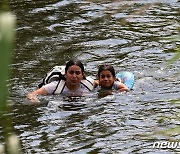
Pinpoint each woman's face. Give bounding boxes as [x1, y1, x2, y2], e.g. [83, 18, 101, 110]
[99, 70, 115, 88]
[65, 65, 83, 88]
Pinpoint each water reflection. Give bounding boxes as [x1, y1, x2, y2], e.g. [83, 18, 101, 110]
[3, 0, 180, 153]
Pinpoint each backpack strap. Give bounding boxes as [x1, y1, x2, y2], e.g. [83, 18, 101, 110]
[53, 77, 94, 94]
[38, 79, 45, 88]
[53, 80, 66, 94]
[46, 72, 62, 84]
[81, 77, 94, 91]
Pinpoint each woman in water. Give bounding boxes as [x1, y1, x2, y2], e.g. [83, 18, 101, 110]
[27, 59, 94, 102]
[94, 64, 129, 92]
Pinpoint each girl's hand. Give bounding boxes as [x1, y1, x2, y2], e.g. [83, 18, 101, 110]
[118, 83, 130, 92]
[116, 78, 122, 82]
[94, 80, 99, 88]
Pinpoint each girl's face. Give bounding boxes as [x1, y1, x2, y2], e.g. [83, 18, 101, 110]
[99, 70, 115, 88]
[65, 65, 83, 88]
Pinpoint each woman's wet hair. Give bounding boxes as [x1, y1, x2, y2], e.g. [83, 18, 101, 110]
[98, 64, 116, 77]
[65, 58, 85, 78]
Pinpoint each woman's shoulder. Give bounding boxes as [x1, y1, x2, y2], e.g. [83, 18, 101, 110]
[43, 80, 60, 94]
[43, 80, 59, 87]
[80, 77, 95, 91]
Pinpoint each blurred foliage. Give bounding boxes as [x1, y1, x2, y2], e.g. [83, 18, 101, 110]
[164, 32, 180, 64]
[169, 48, 180, 64]
[0, 2, 21, 152]
[0, 12, 15, 112]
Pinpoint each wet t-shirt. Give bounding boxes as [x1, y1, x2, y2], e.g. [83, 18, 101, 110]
[112, 81, 121, 90]
[99, 81, 121, 91]
[43, 81, 90, 96]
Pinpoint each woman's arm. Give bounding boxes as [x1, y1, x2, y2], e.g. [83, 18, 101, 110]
[27, 87, 48, 102]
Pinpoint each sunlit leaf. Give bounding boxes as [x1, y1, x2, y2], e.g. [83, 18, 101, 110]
[171, 99, 180, 104]
[159, 126, 180, 136]
[168, 48, 180, 64]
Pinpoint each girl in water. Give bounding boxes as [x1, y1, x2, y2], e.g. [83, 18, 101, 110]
[27, 59, 94, 102]
[94, 64, 129, 92]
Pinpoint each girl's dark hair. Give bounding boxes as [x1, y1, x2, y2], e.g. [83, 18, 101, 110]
[65, 58, 86, 78]
[98, 64, 116, 77]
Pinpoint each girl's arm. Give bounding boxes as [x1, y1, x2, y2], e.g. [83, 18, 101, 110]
[93, 79, 99, 88]
[27, 87, 48, 102]
[118, 83, 130, 92]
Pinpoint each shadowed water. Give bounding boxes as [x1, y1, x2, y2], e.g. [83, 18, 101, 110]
[1, 0, 180, 153]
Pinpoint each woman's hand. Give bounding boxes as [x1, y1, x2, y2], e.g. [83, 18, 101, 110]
[27, 93, 40, 102]
[26, 87, 48, 102]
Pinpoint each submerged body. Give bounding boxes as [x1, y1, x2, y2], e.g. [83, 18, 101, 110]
[43, 80, 90, 96]
[94, 65, 129, 92]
